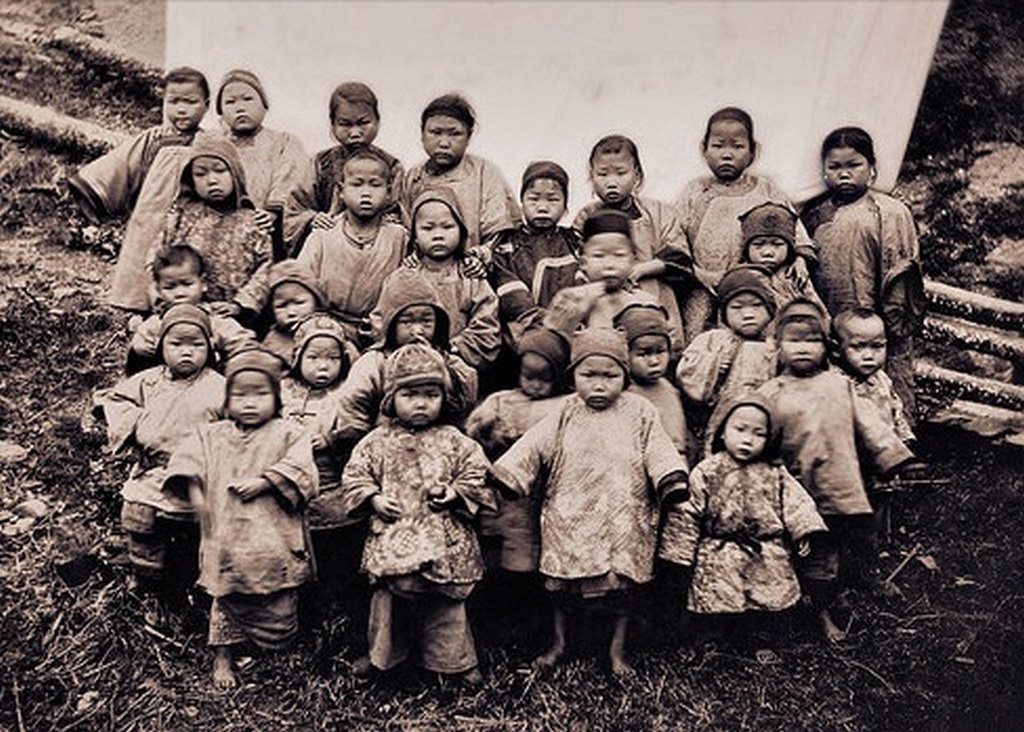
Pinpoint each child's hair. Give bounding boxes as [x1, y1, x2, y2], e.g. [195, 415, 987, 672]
[340, 148, 394, 184]
[820, 126, 876, 165]
[588, 134, 643, 179]
[708, 391, 780, 460]
[224, 349, 284, 417]
[581, 209, 636, 252]
[163, 67, 210, 101]
[329, 81, 380, 122]
[701, 106, 755, 149]
[520, 160, 569, 201]
[152, 243, 205, 281]
[420, 93, 476, 134]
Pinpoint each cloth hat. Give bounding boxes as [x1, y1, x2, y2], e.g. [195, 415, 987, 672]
[216, 69, 268, 115]
[517, 327, 571, 373]
[774, 297, 829, 339]
[267, 259, 326, 307]
[375, 267, 451, 349]
[739, 202, 797, 247]
[568, 326, 629, 377]
[224, 348, 284, 388]
[709, 390, 782, 460]
[179, 137, 250, 209]
[581, 209, 633, 243]
[159, 303, 212, 342]
[613, 303, 671, 346]
[520, 160, 569, 201]
[409, 186, 469, 253]
[291, 314, 350, 372]
[717, 264, 777, 318]
[381, 342, 451, 417]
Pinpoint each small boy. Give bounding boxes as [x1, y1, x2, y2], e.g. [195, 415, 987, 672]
[250, 259, 329, 368]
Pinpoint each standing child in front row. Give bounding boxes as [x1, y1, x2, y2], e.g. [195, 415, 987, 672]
[341, 343, 494, 684]
[757, 300, 914, 642]
[493, 327, 689, 675]
[164, 349, 317, 689]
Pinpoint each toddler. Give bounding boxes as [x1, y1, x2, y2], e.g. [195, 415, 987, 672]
[757, 300, 914, 642]
[341, 342, 494, 683]
[675, 107, 815, 339]
[101, 304, 225, 626]
[573, 135, 692, 353]
[801, 126, 924, 422]
[164, 349, 317, 689]
[493, 327, 688, 675]
[283, 81, 404, 254]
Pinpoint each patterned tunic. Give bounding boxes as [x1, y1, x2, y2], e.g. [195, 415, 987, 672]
[846, 370, 914, 443]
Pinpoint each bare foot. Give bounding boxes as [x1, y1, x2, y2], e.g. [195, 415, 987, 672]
[212, 648, 238, 690]
[460, 667, 484, 687]
[350, 655, 374, 678]
[532, 643, 564, 670]
[818, 609, 847, 644]
[609, 653, 634, 678]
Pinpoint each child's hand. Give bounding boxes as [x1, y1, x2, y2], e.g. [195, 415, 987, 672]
[310, 433, 327, 451]
[209, 301, 241, 319]
[401, 253, 421, 269]
[126, 314, 144, 334]
[796, 538, 812, 558]
[370, 494, 402, 522]
[461, 255, 488, 279]
[426, 484, 458, 512]
[230, 477, 271, 501]
[791, 256, 810, 288]
[311, 212, 338, 230]
[253, 208, 276, 233]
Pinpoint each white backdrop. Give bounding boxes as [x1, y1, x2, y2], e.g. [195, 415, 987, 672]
[166, 1, 948, 213]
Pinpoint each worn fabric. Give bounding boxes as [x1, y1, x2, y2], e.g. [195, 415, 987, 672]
[758, 369, 913, 515]
[121, 501, 196, 574]
[130, 309, 256, 363]
[627, 379, 687, 455]
[765, 265, 829, 330]
[543, 282, 661, 344]
[492, 392, 688, 585]
[208, 589, 299, 649]
[676, 329, 777, 415]
[221, 126, 307, 210]
[845, 369, 915, 443]
[164, 418, 317, 596]
[799, 514, 878, 586]
[660, 452, 825, 614]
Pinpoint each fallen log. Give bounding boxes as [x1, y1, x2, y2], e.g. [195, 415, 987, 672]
[916, 361, 1024, 412]
[925, 279, 1024, 332]
[923, 312, 1024, 365]
[50, 25, 163, 88]
[0, 94, 128, 156]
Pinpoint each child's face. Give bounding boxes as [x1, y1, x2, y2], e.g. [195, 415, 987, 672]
[163, 81, 208, 134]
[580, 233, 635, 290]
[393, 383, 444, 428]
[778, 321, 827, 376]
[522, 178, 566, 230]
[332, 99, 380, 147]
[340, 158, 390, 220]
[156, 261, 204, 305]
[190, 156, 234, 203]
[272, 282, 318, 332]
[746, 236, 790, 271]
[519, 352, 556, 400]
[703, 119, 754, 182]
[590, 151, 640, 205]
[228, 370, 276, 427]
[299, 336, 345, 389]
[823, 146, 874, 201]
[220, 81, 266, 134]
[414, 201, 461, 262]
[724, 292, 772, 339]
[161, 323, 209, 378]
[628, 334, 670, 385]
[722, 405, 769, 463]
[421, 114, 470, 171]
[574, 354, 625, 410]
[393, 305, 437, 346]
[839, 316, 887, 379]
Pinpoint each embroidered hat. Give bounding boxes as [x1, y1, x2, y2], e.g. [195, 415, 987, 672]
[739, 201, 797, 247]
[709, 390, 781, 459]
[267, 259, 326, 308]
[224, 348, 284, 387]
[520, 160, 569, 201]
[517, 327, 571, 373]
[613, 303, 671, 346]
[216, 69, 268, 115]
[774, 297, 829, 340]
[291, 314, 351, 373]
[381, 342, 451, 417]
[717, 264, 777, 318]
[582, 209, 633, 243]
[567, 326, 629, 376]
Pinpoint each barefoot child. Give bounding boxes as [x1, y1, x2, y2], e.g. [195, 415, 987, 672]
[341, 343, 494, 683]
[493, 327, 689, 675]
[164, 349, 317, 688]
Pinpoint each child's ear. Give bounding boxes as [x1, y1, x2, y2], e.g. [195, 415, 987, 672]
[751, 140, 760, 162]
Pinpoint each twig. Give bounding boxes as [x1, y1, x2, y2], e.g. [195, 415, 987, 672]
[884, 544, 921, 585]
[143, 623, 187, 651]
[13, 676, 26, 732]
[840, 656, 897, 695]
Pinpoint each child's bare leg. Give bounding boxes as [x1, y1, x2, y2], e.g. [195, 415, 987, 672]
[533, 605, 566, 668]
[817, 608, 846, 643]
[609, 615, 632, 676]
[212, 646, 238, 689]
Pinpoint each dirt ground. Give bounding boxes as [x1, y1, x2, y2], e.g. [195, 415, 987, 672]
[0, 1, 1022, 730]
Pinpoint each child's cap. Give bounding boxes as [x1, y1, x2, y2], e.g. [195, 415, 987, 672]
[375, 267, 451, 348]
[582, 209, 632, 243]
[224, 348, 284, 388]
[381, 342, 451, 417]
[180, 137, 249, 206]
[717, 264, 777, 318]
[291, 314, 351, 373]
[739, 202, 797, 247]
[613, 303, 671, 347]
[267, 260, 325, 307]
[215, 69, 268, 115]
[410, 186, 468, 249]
[568, 326, 629, 377]
[518, 327, 571, 374]
[709, 390, 781, 458]
[520, 160, 569, 201]
[159, 303, 212, 342]
[775, 298, 829, 339]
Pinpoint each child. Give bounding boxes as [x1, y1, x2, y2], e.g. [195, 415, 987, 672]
[156, 137, 272, 313]
[215, 69, 308, 253]
[164, 349, 317, 689]
[801, 126, 924, 422]
[659, 393, 826, 654]
[757, 300, 914, 642]
[676, 265, 778, 457]
[283, 81, 405, 254]
[386, 187, 500, 369]
[493, 327, 689, 675]
[675, 107, 815, 339]
[403, 94, 519, 262]
[738, 202, 827, 319]
[341, 342, 494, 683]
[573, 135, 692, 352]
[101, 304, 225, 626]
[69, 67, 212, 311]
[295, 149, 407, 349]
[613, 303, 687, 457]
[490, 161, 582, 346]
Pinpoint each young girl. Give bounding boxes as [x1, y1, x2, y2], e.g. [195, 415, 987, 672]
[675, 107, 815, 340]
[493, 327, 689, 675]
[403, 94, 520, 262]
[801, 126, 924, 422]
[101, 304, 225, 626]
[757, 300, 914, 642]
[341, 342, 494, 683]
[660, 392, 826, 655]
[164, 349, 317, 689]
[573, 135, 692, 354]
[283, 81, 405, 254]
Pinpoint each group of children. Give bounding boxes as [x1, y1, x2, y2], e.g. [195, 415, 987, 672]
[78, 67, 926, 688]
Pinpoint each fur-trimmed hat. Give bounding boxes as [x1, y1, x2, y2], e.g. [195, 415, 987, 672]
[709, 390, 781, 460]
[568, 326, 629, 377]
[291, 314, 350, 374]
[717, 264, 776, 319]
[267, 259, 326, 307]
[380, 342, 451, 418]
[216, 69, 268, 115]
[613, 303, 671, 346]
[517, 327, 571, 373]
[582, 209, 633, 243]
[520, 160, 569, 201]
